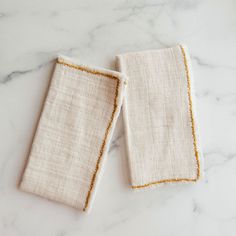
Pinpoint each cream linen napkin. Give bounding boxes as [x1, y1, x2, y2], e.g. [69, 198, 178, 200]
[117, 45, 202, 189]
[20, 56, 127, 212]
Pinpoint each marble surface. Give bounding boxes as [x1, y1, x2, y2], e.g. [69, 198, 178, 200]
[1, 0, 236, 235]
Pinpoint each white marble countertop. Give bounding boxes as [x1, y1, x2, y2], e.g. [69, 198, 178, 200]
[1, 0, 236, 235]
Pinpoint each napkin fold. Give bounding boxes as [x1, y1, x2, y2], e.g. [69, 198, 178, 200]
[20, 56, 126, 212]
[117, 45, 202, 189]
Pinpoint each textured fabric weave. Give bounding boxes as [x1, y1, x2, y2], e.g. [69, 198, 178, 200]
[117, 45, 202, 189]
[20, 56, 126, 212]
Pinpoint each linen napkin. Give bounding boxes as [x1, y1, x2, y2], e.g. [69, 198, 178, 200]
[20, 56, 127, 212]
[117, 45, 202, 189]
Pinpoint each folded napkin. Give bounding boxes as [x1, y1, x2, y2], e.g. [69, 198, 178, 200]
[117, 45, 202, 189]
[20, 56, 127, 212]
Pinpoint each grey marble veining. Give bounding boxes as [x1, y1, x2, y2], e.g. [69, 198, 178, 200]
[1, 0, 236, 235]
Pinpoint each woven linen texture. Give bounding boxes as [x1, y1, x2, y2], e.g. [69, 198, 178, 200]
[20, 56, 126, 212]
[117, 45, 202, 189]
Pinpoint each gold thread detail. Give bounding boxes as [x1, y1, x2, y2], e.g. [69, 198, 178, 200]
[180, 45, 200, 179]
[58, 58, 120, 211]
[83, 79, 120, 211]
[132, 45, 200, 189]
[57, 59, 118, 80]
[132, 178, 197, 189]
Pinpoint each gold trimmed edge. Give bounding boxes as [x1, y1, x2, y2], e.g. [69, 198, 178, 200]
[57, 58, 118, 80]
[132, 45, 200, 190]
[179, 45, 200, 179]
[132, 178, 197, 189]
[83, 79, 120, 211]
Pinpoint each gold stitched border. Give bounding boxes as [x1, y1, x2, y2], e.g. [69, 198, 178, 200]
[132, 178, 198, 189]
[180, 45, 200, 178]
[132, 45, 200, 189]
[83, 80, 120, 211]
[58, 59, 120, 211]
[57, 58, 118, 80]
